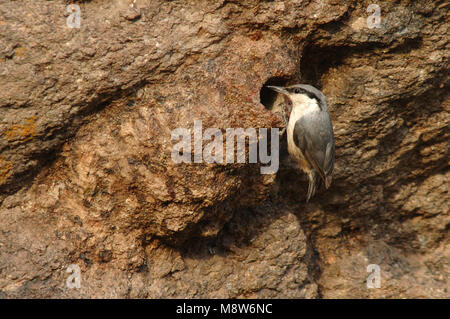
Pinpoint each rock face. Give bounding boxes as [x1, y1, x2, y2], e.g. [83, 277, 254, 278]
[0, 0, 448, 298]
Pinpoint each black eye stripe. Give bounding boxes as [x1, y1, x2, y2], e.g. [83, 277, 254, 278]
[290, 87, 303, 94]
[306, 92, 317, 100]
[290, 88, 316, 99]
[288, 86, 323, 110]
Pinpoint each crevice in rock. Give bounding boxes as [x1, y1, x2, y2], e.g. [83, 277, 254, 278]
[300, 42, 385, 88]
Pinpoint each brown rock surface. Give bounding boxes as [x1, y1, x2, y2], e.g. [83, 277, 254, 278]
[0, 0, 448, 298]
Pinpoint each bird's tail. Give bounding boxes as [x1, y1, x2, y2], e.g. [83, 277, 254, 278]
[324, 175, 333, 189]
[306, 171, 318, 202]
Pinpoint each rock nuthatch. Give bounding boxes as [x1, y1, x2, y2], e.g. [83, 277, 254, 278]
[267, 84, 335, 202]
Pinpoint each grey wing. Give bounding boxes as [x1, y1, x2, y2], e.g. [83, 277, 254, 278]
[293, 112, 335, 187]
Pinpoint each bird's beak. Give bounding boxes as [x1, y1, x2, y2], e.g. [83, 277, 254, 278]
[266, 85, 289, 96]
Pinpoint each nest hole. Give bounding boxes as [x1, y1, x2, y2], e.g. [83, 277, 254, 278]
[259, 77, 290, 110]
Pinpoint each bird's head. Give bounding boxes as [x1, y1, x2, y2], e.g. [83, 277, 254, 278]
[266, 84, 326, 110]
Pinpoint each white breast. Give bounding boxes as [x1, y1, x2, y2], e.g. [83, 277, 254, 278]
[286, 94, 320, 171]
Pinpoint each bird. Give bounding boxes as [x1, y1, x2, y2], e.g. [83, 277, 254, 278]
[267, 84, 335, 202]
